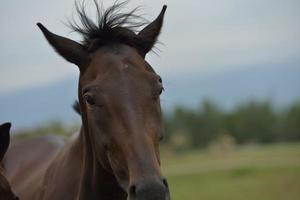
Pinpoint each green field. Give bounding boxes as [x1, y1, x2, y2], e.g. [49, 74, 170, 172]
[161, 143, 300, 200]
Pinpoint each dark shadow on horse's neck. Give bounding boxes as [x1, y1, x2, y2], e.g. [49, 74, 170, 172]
[76, 127, 127, 200]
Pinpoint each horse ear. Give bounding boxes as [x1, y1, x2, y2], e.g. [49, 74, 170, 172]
[0, 122, 11, 161]
[138, 5, 167, 57]
[37, 23, 89, 70]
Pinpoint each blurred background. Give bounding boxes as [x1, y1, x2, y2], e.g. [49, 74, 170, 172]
[1, 0, 300, 199]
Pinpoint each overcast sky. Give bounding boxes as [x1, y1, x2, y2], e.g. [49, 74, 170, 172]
[1, 0, 300, 94]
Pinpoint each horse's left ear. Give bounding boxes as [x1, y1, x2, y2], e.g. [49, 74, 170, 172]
[0, 122, 11, 161]
[138, 5, 167, 57]
[37, 23, 89, 71]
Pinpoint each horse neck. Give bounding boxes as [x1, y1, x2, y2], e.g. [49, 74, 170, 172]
[77, 127, 126, 200]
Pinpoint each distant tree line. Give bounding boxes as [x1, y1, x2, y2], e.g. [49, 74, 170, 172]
[163, 100, 300, 149]
[14, 99, 300, 151]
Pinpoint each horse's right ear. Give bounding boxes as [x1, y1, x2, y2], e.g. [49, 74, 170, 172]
[37, 23, 89, 70]
[0, 122, 11, 161]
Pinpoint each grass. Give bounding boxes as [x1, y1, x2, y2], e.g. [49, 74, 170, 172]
[161, 143, 300, 200]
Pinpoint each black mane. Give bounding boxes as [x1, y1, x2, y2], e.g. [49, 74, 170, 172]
[69, 0, 151, 54]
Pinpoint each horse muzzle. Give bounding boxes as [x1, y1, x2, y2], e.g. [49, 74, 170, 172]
[128, 176, 170, 200]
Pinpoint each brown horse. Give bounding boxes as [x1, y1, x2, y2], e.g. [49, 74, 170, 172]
[0, 123, 19, 200]
[5, 134, 65, 199]
[7, 1, 169, 200]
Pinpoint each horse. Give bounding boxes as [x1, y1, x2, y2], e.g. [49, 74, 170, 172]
[0, 122, 19, 200]
[5, 134, 65, 199]
[7, 1, 170, 199]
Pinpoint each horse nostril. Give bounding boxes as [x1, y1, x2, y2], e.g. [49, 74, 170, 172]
[162, 178, 169, 189]
[129, 184, 137, 198]
[163, 178, 171, 200]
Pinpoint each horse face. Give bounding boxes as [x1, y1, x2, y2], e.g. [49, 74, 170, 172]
[79, 44, 169, 199]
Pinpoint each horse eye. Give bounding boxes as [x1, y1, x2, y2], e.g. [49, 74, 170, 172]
[158, 76, 162, 83]
[159, 86, 164, 95]
[83, 94, 95, 106]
